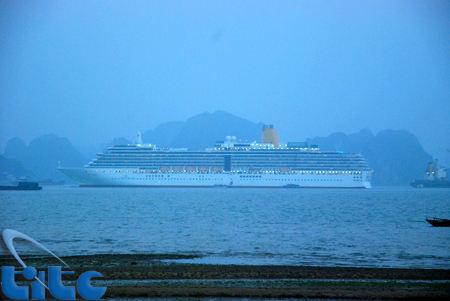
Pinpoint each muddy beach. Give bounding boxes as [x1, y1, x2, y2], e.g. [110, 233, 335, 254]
[1, 254, 449, 299]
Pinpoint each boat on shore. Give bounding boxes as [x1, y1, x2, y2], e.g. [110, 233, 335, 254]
[426, 217, 450, 227]
[0, 181, 42, 191]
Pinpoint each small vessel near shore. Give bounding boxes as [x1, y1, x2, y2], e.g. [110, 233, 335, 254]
[426, 217, 450, 227]
[0, 181, 42, 191]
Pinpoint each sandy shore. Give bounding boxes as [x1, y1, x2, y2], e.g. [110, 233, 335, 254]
[1, 254, 449, 299]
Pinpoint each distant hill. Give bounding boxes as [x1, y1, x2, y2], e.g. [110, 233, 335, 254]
[141, 111, 263, 149]
[306, 129, 433, 186]
[0, 155, 35, 183]
[168, 111, 264, 150]
[102, 137, 132, 152]
[142, 121, 184, 147]
[2, 134, 88, 182]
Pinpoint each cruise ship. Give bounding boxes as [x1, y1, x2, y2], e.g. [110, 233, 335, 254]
[59, 125, 372, 188]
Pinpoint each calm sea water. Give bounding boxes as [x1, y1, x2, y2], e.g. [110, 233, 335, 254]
[1, 186, 449, 268]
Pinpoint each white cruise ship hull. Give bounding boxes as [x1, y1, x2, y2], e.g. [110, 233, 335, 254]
[59, 126, 373, 188]
[59, 168, 371, 188]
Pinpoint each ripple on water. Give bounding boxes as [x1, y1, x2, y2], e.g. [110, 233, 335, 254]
[0, 186, 449, 268]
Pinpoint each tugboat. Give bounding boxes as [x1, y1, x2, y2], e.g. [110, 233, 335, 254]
[410, 161, 450, 188]
[0, 179, 42, 191]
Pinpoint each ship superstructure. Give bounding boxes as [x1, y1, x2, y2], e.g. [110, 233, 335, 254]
[59, 125, 372, 188]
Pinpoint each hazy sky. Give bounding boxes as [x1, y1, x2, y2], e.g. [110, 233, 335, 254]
[1, 0, 449, 162]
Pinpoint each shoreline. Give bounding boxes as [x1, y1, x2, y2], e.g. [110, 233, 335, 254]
[1, 254, 449, 299]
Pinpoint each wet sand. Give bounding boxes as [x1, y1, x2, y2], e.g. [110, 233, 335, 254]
[1, 254, 449, 299]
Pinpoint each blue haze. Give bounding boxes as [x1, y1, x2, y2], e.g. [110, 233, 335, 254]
[0, 0, 449, 164]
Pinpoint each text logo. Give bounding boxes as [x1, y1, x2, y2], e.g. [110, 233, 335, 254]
[1, 229, 106, 300]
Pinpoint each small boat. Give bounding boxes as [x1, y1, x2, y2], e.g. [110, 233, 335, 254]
[0, 181, 42, 191]
[284, 184, 300, 188]
[426, 217, 450, 227]
[213, 184, 227, 188]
